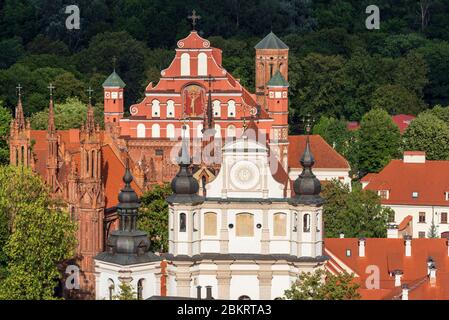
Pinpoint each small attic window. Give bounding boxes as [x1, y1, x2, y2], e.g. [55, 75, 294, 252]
[412, 192, 419, 198]
[346, 249, 351, 257]
[445, 192, 449, 201]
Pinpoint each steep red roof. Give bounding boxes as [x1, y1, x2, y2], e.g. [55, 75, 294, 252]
[325, 238, 449, 300]
[398, 215, 413, 231]
[363, 158, 449, 206]
[288, 135, 349, 169]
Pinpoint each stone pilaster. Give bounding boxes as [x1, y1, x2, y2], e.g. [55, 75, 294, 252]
[261, 208, 270, 254]
[258, 262, 273, 300]
[216, 262, 232, 299]
[175, 262, 192, 297]
[219, 207, 229, 253]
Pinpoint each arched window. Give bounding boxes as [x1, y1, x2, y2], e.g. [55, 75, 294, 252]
[108, 279, 115, 300]
[151, 100, 160, 117]
[137, 279, 144, 300]
[152, 124, 160, 138]
[303, 214, 310, 233]
[238, 295, 251, 300]
[198, 52, 208, 76]
[179, 213, 186, 232]
[181, 53, 190, 76]
[137, 123, 146, 138]
[273, 213, 287, 236]
[204, 212, 217, 236]
[193, 212, 198, 232]
[166, 100, 175, 118]
[214, 124, 221, 137]
[227, 100, 236, 117]
[213, 100, 221, 117]
[227, 125, 236, 138]
[236, 213, 254, 237]
[166, 124, 175, 139]
[91, 150, 95, 178]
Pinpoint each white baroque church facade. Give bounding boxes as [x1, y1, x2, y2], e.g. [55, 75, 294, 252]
[94, 126, 327, 300]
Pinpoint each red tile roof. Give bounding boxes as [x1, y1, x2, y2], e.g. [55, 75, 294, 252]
[325, 238, 449, 300]
[362, 158, 449, 206]
[346, 114, 415, 134]
[288, 135, 349, 170]
[398, 215, 413, 231]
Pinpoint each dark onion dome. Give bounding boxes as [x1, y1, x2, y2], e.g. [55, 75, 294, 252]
[167, 138, 204, 205]
[289, 135, 324, 206]
[95, 160, 161, 265]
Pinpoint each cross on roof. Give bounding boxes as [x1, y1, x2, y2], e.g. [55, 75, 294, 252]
[206, 74, 215, 90]
[112, 56, 117, 71]
[86, 86, 94, 103]
[188, 9, 201, 30]
[16, 84, 22, 97]
[48, 83, 55, 97]
[302, 113, 314, 134]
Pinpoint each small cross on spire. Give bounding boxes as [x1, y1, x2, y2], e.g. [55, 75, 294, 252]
[302, 113, 314, 135]
[16, 84, 22, 97]
[188, 9, 201, 30]
[207, 74, 215, 91]
[48, 83, 55, 97]
[86, 86, 94, 104]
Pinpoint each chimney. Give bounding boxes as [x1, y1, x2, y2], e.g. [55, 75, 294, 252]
[393, 270, 403, 287]
[205, 286, 214, 300]
[401, 284, 409, 300]
[387, 224, 399, 239]
[404, 235, 412, 257]
[196, 286, 202, 299]
[339, 233, 345, 239]
[403, 151, 426, 164]
[358, 238, 366, 257]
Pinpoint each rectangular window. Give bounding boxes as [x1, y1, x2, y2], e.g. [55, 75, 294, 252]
[441, 212, 448, 224]
[204, 212, 217, 236]
[418, 232, 426, 238]
[412, 192, 419, 198]
[419, 212, 426, 223]
[273, 213, 287, 236]
[236, 213, 254, 237]
[155, 149, 163, 156]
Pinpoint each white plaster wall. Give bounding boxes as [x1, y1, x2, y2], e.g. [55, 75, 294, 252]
[228, 209, 262, 253]
[387, 204, 449, 238]
[271, 275, 290, 299]
[230, 275, 259, 300]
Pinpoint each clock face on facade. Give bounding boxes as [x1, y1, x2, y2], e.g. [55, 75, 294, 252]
[230, 160, 260, 190]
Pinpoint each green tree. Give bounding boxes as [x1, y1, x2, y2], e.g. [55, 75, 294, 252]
[402, 113, 449, 160]
[371, 84, 423, 115]
[0, 103, 12, 165]
[138, 184, 172, 252]
[312, 116, 350, 156]
[428, 220, 438, 238]
[0, 166, 77, 299]
[283, 269, 360, 300]
[113, 282, 137, 300]
[423, 104, 449, 123]
[323, 180, 392, 238]
[357, 108, 401, 175]
[30, 97, 103, 130]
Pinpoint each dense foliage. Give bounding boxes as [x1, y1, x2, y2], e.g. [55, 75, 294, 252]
[283, 268, 361, 300]
[1, 1, 449, 127]
[323, 180, 392, 238]
[0, 166, 77, 299]
[138, 184, 172, 253]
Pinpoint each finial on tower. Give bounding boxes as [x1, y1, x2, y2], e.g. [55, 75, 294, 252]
[302, 113, 314, 135]
[188, 9, 201, 30]
[112, 56, 117, 72]
[16, 84, 22, 98]
[48, 83, 55, 98]
[86, 86, 94, 104]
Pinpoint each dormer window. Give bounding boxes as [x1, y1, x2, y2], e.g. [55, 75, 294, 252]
[378, 190, 389, 200]
[445, 192, 449, 201]
[412, 192, 419, 199]
[346, 249, 351, 257]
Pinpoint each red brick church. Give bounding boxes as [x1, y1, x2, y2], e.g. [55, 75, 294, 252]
[9, 29, 349, 298]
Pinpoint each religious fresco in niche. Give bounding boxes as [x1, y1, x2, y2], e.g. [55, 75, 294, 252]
[182, 84, 206, 118]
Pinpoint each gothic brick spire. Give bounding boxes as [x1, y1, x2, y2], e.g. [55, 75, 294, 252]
[15, 84, 25, 130]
